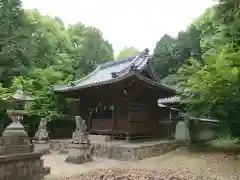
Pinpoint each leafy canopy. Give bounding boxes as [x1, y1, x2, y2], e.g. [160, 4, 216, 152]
[0, 0, 114, 119]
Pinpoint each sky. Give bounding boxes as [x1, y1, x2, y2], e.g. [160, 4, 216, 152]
[22, 0, 215, 55]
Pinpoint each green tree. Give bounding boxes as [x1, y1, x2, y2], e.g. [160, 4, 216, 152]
[0, 0, 31, 87]
[152, 35, 176, 78]
[0, 2, 115, 120]
[116, 47, 139, 60]
[176, 50, 240, 136]
[157, 0, 240, 137]
[213, 0, 240, 51]
[25, 9, 72, 69]
[10, 67, 67, 118]
[152, 27, 202, 79]
[68, 23, 114, 79]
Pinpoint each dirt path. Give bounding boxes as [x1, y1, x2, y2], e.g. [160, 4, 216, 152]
[44, 148, 240, 180]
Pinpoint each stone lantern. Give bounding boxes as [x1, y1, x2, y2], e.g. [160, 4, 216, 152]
[3, 85, 34, 137]
[0, 85, 50, 180]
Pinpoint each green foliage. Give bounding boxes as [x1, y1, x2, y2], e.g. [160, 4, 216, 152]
[152, 0, 239, 80]
[177, 51, 239, 114]
[152, 27, 202, 78]
[68, 23, 114, 79]
[0, 0, 114, 120]
[152, 0, 240, 137]
[116, 47, 140, 60]
[176, 50, 240, 137]
[0, 0, 31, 87]
[9, 68, 65, 118]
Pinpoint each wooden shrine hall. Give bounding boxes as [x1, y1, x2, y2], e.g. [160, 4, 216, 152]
[53, 49, 176, 140]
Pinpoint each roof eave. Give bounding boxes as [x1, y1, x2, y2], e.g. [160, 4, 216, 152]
[135, 74, 176, 94]
[52, 72, 136, 93]
[53, 72, 176, 94]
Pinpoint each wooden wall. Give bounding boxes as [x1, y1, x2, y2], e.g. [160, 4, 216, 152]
[70, 77, 174, 139]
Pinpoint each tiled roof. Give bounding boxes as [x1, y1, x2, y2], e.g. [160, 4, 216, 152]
[53, 49, 154, 92]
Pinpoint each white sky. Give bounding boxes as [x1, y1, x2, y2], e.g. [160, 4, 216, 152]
[22, 0, 215, 55]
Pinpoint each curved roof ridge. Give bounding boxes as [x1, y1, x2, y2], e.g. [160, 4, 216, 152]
[99, 54, 139, 69]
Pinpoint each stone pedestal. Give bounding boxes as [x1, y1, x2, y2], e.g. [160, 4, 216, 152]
[65, 142, 92, 164]
[66, 116, 92, 164]
[34, 140, 51, 155]
[72, 131, 89, 144]
[0, 113, 50, 180]
[0, 123, 50, 180]
[34, 130, 48, 141]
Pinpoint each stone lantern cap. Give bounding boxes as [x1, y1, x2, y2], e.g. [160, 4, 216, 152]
[7, 85, 34, 102]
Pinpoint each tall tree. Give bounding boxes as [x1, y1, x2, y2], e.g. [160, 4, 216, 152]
[152, 35, 176, 78]
[25, 9, 72, 69]
[152, 29, 202, 80]
[175, 0, 240, 137]
[68, 23, 114, 79]
[0, 2, 115, 119]
[0, 0, 31, 87]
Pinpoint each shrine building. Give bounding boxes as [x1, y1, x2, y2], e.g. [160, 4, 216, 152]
[53, 49, 177, 140]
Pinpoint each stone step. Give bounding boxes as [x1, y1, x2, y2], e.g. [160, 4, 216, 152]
[89, 135, 111, 142]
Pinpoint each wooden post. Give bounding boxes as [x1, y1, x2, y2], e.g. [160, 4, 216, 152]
[111, 105, 115, 130]
[88, 110, 92, 132]
[169, 109, 172, 138]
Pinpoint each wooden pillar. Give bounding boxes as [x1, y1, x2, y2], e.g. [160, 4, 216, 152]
[87, 110, 92, 132]
[169, 109, 172, 138]
[111, 106, 115, 130]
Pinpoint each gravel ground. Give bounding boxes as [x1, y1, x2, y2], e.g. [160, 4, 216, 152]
[44, 148, 240, 180]
[64, 168, 222, 180]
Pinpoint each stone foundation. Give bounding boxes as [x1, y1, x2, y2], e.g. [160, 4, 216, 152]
[0, 152, 44, 180]
[48, 136, 111, 152]
[48, 139, 184, 161]
[90, 140, 184, 161]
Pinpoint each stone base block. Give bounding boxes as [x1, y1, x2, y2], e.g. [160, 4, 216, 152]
[65, 153, 92, 164]
[34, 143, 51, 155]
[72, 132, 89, 144]
[65, 143, 92, 164]
[0, 152, 43, 180]
[0, 144, 34, 155]
[43, 166, 51, 175]
[89, 135, 111, 142]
